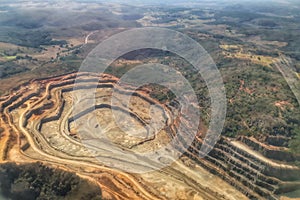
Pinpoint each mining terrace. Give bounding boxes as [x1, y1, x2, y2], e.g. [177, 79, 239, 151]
[0, 72, 299, 200]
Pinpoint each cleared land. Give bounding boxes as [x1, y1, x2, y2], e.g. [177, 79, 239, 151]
[0, 72, 299, 199]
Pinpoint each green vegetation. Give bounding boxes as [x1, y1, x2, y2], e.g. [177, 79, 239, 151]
[0, 0, 299, 159]
[221, 61, 300, 139]
[0, 162, 102, 200]
[206, 4, 300, 61]
[3, 55, 16, 61]
[0, 2, 299, 199]
[0, 61, 30, 78]
[289, 128, 300, 154]
[0, 23, 67, 48]
[149, 84, 176, 103]
[105, 44, 300, 151]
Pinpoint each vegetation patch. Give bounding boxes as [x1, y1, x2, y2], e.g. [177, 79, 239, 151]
[0, 162, 102, 200]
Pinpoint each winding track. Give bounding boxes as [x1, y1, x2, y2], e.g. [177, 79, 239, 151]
[0, 73, 160, 199]
[0, 72, 229, 200]
[0, 72, 299, 200]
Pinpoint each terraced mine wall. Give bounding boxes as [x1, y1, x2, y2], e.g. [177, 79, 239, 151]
[8, 92, 39, 112]
[170, 117, 270, 198]
[240, 136, 300, 162]
[0, 93, 23, 112]
[1, 72, 299, 200]
[184, 135, 300, 200]
[185, 145, 263, 199]
[40, 101, 65, 125]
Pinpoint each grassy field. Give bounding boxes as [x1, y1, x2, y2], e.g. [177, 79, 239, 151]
[3, 55, 16, 60]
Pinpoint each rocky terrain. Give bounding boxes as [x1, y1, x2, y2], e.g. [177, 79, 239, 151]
[0, 72, 299, 199]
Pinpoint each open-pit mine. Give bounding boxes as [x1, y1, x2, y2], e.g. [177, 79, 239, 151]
[0, 72, 299, 200]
